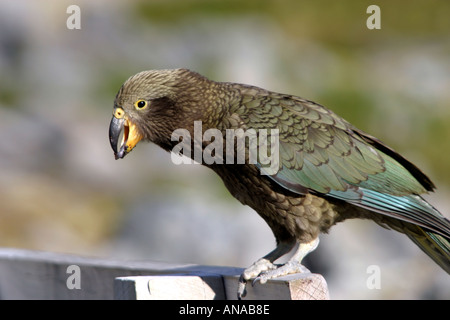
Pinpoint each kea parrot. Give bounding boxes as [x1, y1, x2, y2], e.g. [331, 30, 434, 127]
[109, 68, 450, 298]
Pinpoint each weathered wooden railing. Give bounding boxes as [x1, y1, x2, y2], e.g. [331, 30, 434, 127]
[0, 248, 329, 300]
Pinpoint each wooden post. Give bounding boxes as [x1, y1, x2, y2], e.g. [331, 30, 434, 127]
[115, 272, 329, 300]
[115, 275, 226, 300]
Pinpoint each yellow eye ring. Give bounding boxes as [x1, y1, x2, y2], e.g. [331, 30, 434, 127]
[134, 99, 148, 110]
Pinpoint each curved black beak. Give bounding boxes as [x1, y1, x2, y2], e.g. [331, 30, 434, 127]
[109, 116, 126, 160]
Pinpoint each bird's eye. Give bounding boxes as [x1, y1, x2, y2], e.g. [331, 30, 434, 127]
[134, 100, 148, 110]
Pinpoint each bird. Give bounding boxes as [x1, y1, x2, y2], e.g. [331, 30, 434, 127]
[109, 68, 450, 299]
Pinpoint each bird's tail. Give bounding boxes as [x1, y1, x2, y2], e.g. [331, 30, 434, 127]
[329, 187, 450, 274]
[404, 225, 450, 274]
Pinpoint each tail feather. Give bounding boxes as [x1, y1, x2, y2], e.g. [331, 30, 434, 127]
[404, 226, 450, 274]
[326, 187, 450, 273]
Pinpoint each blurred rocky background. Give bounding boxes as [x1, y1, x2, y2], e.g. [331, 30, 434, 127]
[0, 0, 449, 299]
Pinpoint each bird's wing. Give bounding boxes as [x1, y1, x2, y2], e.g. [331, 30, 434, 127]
[236, 90, 450, 237]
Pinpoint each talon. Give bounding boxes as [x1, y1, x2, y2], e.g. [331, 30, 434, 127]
[237, 275, 247, 299]
[252, 276, 260, 287]
[237, 289, 246, 300]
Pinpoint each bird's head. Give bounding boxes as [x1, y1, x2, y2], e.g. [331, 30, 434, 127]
[109, 68, 217, 160]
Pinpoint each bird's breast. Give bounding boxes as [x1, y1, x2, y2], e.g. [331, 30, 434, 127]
[211, 164, 341, 242]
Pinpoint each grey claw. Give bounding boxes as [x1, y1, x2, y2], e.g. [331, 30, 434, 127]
[237, 275, 247, 299]
[252, 276, 261, 287]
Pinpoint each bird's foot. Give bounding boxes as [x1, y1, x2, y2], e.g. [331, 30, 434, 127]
[237, 259, 310, 299]
[252, 260, 310, 285]
[237, 258, 277, 299]
[237, 239, 318, 299]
